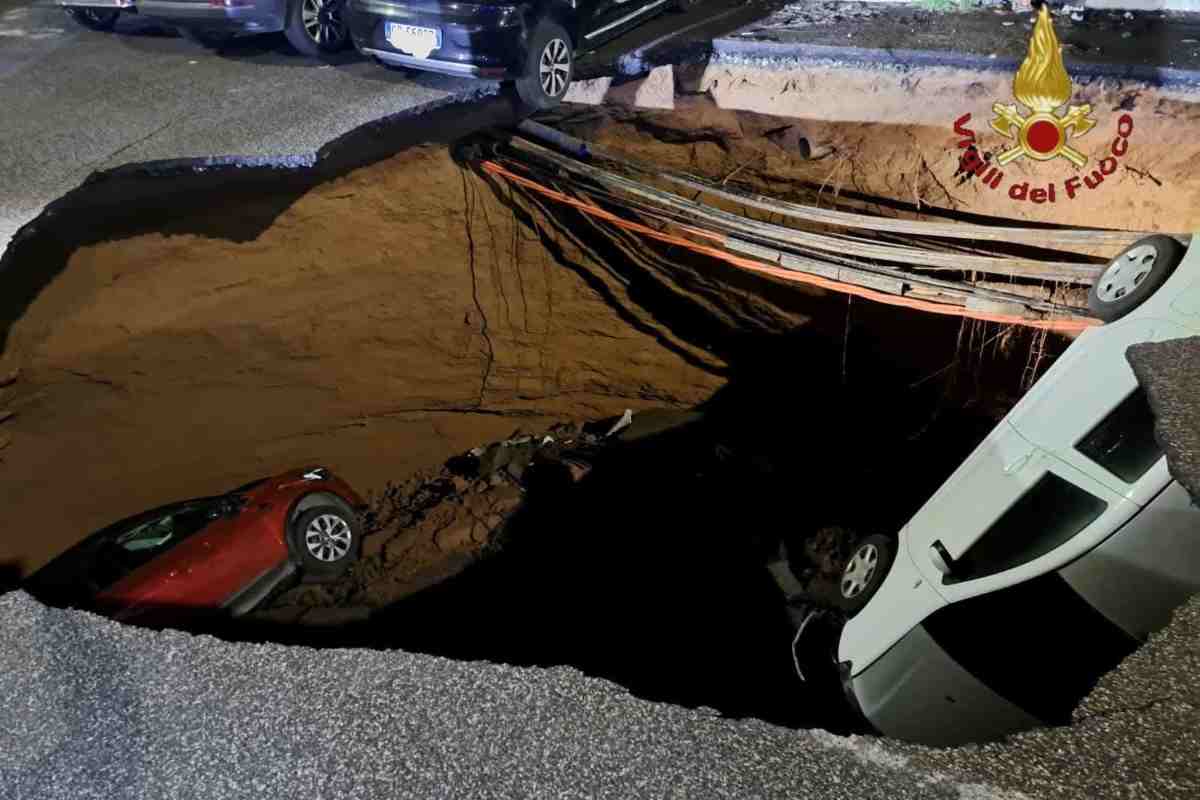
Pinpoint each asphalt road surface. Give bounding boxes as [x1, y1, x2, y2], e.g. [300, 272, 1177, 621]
[0, 0, 780, 254]
[0, 1, 481, 253]
[2, 588, 1197, 799]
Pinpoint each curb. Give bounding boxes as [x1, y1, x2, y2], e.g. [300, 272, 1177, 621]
[710, 38, 1200, 91]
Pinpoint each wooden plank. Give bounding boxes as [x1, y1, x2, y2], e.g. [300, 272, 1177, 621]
[506, 137, 1103, 283]
[514, 120, 1162, 250]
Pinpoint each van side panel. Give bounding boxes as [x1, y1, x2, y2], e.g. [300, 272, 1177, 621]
[1061, 480, 1200, 640]
[850, 624, 1039, 746]
[851, 572, 1138, 745]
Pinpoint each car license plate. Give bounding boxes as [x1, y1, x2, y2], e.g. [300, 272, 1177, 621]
[385, 23, 441, 60]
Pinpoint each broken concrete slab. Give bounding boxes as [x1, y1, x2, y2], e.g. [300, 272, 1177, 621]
[564, 75, 615, 105]
[565, 65, 676, 110]
[604, 65, 677, 110]
[1128, 336, 1200, 502]
[718, 4, 1200, 77]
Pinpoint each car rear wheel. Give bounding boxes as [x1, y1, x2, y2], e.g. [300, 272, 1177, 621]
[284, 0, 350, 57]
[514, 21, 573, 112]
[834, 534, 894, 615]
[1087, 234, 1185, 322]
[65, 7, 121, 31]
[291, 505, 360, 577]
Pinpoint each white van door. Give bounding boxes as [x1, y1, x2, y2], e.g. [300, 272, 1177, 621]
[904, 430, 1138, 604]
[1005, 318, 1190, 505]
[902, 420, 1044, 589]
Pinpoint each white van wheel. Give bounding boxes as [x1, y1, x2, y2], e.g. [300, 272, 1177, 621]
[836, 534, 894, 615]
[1087, 235, 1185, 322]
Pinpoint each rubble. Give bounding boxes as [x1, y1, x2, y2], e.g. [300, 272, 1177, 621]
[255, 414, 638, 620]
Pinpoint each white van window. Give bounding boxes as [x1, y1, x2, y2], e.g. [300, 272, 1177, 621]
[1074, 387, 1162, 484]
[951, 474, 1107, 582]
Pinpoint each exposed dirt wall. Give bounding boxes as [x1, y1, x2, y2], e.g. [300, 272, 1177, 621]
[567, 62, 1200, 233]
[0, 146, 726, 574]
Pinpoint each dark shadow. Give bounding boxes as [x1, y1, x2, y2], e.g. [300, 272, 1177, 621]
[335, 326, 1000, 732]
[96, 11, 360, 65]
[198, 318, 1008, 733]
[108, 14, 179, 40]
[0, 561, 20, 593]
[185, 33, 365, 67]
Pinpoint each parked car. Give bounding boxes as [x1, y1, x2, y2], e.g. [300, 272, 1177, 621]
[60, 0, 351, 57]
[24, 466, 366, 626]
[347, 0, 694, 109]
[807, 234, 1200, 745]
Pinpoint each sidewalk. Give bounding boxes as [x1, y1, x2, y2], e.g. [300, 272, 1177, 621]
[716, 2, 1200, 83]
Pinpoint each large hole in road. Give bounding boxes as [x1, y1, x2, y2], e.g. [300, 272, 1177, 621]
[4, 92, 1077, 734]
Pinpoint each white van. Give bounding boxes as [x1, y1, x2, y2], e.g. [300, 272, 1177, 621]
[833, 234, 1200, 746]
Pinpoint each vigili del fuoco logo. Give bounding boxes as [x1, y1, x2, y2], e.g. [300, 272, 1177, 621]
[952, 3, 1135, 204]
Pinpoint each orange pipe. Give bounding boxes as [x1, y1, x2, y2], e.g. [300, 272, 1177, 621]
[480, 160, 1099, 334]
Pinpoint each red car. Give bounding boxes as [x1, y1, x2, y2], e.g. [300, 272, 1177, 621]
[25, 466, 366, 625]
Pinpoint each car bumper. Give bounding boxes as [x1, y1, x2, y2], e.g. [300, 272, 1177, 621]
[137, 0, 286, 33]
[846, 622, 1041, 746]
[347, 0, 527, 80]
[60, 0, 136, 8]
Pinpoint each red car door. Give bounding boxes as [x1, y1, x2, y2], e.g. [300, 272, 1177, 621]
[98, 499, 287, 620]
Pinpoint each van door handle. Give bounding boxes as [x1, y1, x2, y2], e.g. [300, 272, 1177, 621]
[1003, 451, 1033, 474]
[929, 540, 956, 577]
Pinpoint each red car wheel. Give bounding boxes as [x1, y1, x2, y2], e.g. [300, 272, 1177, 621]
[291, 505, 360, 576]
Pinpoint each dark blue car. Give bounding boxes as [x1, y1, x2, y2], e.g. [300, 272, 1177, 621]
[347, 0, 694, 109]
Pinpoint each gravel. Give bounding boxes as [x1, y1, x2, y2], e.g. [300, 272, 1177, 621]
[0, 590, 1020, 800]
[2, 586, 1198, 799]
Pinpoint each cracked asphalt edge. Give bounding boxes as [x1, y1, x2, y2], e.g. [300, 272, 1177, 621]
[1128, 336, 1200, 503]
[2, 588, 1198, 799]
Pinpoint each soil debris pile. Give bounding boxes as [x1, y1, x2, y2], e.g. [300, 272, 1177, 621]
[257, 418, 620, 621]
